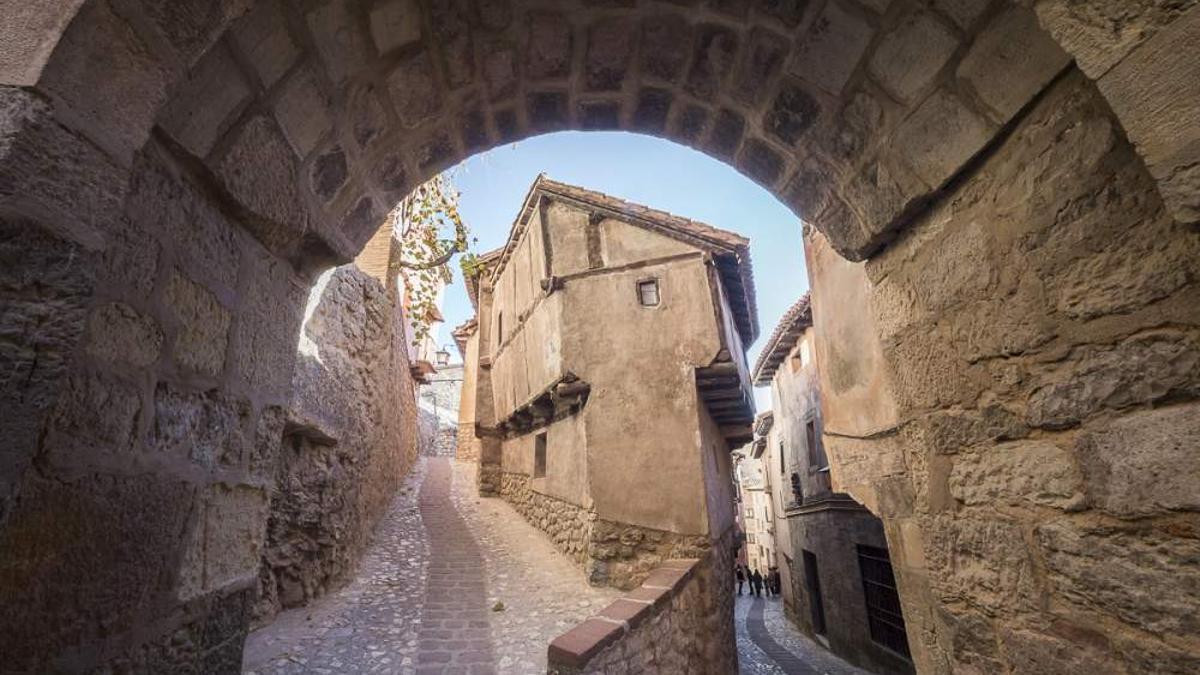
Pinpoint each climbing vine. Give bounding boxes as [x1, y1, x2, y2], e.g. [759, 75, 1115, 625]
[391, 173, 478, 347]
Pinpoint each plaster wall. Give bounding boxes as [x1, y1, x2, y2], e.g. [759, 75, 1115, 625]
[456, 330, 481, 462]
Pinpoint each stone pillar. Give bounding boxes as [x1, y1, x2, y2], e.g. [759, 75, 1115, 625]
[473, 279, 503, 495]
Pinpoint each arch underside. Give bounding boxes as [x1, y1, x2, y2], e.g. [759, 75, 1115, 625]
[1, 1, 1199, 673]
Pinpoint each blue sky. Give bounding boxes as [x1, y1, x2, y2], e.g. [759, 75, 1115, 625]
[438, 131, 808, 410]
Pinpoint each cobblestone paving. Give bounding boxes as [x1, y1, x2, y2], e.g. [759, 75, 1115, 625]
[449, 461, 621, 674]
[246, 457, 860, 674]
[243, 459, 431, 674]
[734, 594, 870, 675]
[415, 458, 496, 674]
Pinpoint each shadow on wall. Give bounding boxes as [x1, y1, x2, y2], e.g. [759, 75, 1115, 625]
[254, 265, 419, 624]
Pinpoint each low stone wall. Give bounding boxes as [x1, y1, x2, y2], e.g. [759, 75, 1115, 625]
[253, 266, 418, 623]
[547, 549, 735, 674]
[499, 472, 594, 565]
[498, 471, 714, 590]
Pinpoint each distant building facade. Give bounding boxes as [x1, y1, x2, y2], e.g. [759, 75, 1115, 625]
[752, 296, 914, 675]
[418, 362, 464, 458]
[464, 176, 758, 593]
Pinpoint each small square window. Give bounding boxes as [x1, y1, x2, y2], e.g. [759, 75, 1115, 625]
[637, 279, 660, 306]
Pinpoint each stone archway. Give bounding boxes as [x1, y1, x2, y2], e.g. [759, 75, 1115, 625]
[1, 1, 1198, 672]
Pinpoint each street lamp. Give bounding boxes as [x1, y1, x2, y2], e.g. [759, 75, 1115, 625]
[435, 345, 451, 367]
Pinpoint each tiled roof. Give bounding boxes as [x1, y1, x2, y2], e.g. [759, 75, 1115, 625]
[751, 294, 812, 386]
[489, 174, 760, 343]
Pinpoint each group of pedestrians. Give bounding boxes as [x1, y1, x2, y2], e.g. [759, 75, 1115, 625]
[735, 564, 781, 597]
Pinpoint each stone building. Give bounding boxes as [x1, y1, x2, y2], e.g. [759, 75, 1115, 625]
[3, 2, 1200, 671]
[467, 175, 756, 669]
[753, 295, 914, 674]
[735, 441, 775, 575]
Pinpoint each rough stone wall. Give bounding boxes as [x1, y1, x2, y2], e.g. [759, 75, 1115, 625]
[499, 471, 711, 590]
[0, 132, 304, 672]
[810, 70, 1200, 673]
[418, 364, 463, 458]
[253, 266, 418, 623]
[549, 530, 737, 675]
[456, 422, 481, 462]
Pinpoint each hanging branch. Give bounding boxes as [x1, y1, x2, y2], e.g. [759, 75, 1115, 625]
[391, 173, 477, 348]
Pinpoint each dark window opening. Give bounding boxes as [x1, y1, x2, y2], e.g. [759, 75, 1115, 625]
[803, 550, 826, 635]
[806, 419, 827, 470]
[779, 441, 786, 476]
[534, 432, 547, 478]
[637, 279, 660, 306]
[497, 311, 504, 345]
[857, 545, 911, 659]
[790, 472, 803, 504]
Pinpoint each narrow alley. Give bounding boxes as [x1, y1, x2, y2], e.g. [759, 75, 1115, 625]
[243, 454, 863, 675]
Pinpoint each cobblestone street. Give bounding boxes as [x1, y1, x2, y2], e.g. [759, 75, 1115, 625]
[244, 458, 865, 674]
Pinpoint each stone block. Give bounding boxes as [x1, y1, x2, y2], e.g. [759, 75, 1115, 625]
[736, 138, 785, 187]
[631, 88, 671, 134]
[730, 27, 789, 106]
[1077, 404, 1200, 518]
[1037, 520, 1200, 636]
[0, 216, 95, 509]
[1097, 7, 1200, 225]
[482, 40, 518, 101]
[957, 7, 1071, 122]
[706, 108, 744, 160]
[1033, 0, 1199, 79]
[369, 0, 421, 55]
[347, 85, 386, 149]
[386, 50, 442, 128]
[526, 10, 572, 80]
[998, 626, 1115, 674]
[528, 91, 568, 132]
[460, 106, 489, 152]
[42, 368, 142, 469]
[932, 0, 989, 30]
[1, 83, 125, 242]
[307, 0, 370, 84]
[39, 0, 171, 163]
[340, 195, 386, 245]
[586, 18, 633, 91]
[136, 0, 253, 66]
[669, 103, 709, 144]
[230, 0, 299, 89]
[790, 0, 874, 95]
[310, 145, 348, 203]
[839, 154, 927, 242]
[579, 100, 622, 130]
[178, 483, 270, 600]
[685, 24, 738, 99]
[233, 252, 304, 399]
[763, 78, 820, 147]
[893, 90, 994, 188]
[126, 148, 238, 292]
[640, 14, 691, 83]
[166, 271, 230, 378]
[213, 115, 307, 253]
[429, 0, 474, 89]
[1026, 333, 1200, 430]
[0, 473, 196, 671]
[868, 11, 958, 103]
[948, 439, 1084, 510]
[152, 383, 250, 468]
[493, 107, 520, 143]
[85, 302, 163, 368]
[158, 44, 252, 158]
[273, 65, 333, 158]
[926, 515, 1039, 615]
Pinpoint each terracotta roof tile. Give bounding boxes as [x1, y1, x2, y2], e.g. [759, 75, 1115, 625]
[751, 293, 812, 386]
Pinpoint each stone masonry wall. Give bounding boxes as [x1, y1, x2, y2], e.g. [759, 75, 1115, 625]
[498, 472, 712, 590]
[456, 422, 481, 462]
[812, 70, 1200, 673]
[255, 266, 418, 623]
[548, 528, 738, 674]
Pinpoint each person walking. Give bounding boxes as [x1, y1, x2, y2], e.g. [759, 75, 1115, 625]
[735, 565, 746, 596]
[769, 567, 782, 597]
[750, 568, 763, 597]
